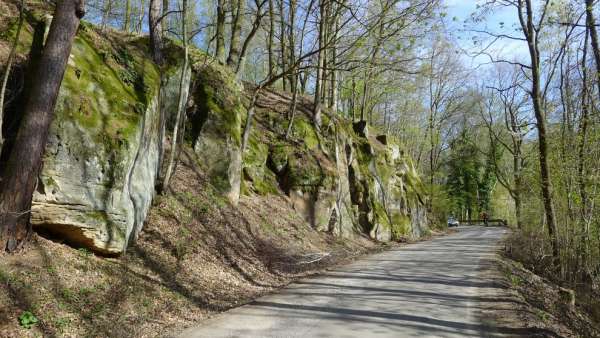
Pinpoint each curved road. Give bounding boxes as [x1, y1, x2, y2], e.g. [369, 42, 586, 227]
[177, 226, 516, 338]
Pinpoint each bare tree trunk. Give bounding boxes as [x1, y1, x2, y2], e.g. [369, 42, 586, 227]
[0, 0, 85, 253]
[162, 0, 169, 35]
[287, 0, 296, 91]
[330, 15, 338, 113]
[215, 0, 226, 63]
[149, 0, 163, 64]
[241, 90, 260, 153]
[123, 0, 132, 31]
[136, 0, 146, 33]
[350, 76, 356, 121]
[578, 28, 591, 263]
[313, 0, 325, 128]
[585, 0, 600, 99]
[0, 0, 25, 155]
[162, 0, 189, 192]
[519, 0, 559, 258]
[267, 0, 275, 77]
[285, 74, 300, 139]
[101, 0, 113, 29]
[227, 0, 244, 69]
[236, 0, 266, 75]
[279, 0, 287, 90]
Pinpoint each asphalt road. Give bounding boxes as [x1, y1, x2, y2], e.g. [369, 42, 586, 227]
[177, 226, 514, 338]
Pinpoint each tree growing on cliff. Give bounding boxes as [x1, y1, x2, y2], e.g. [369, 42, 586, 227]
[0, 0, 86, 253]
[0, 0, 25, 156]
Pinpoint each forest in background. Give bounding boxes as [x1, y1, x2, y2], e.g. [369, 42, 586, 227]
[1, 0, 600, 324]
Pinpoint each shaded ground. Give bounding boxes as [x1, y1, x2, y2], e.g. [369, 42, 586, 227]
[176, 226, 543, 338]
[0, 147, 387, 338]
[478, 253, 600, 338]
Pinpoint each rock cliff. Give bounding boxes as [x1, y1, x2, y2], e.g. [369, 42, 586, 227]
[2, 13, 428, 254]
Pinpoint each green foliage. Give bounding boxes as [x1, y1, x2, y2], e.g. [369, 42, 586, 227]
[445, 129, 496, 219]
[18, 311, 38, 329]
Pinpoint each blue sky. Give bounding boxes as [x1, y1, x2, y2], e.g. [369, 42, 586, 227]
[443, 0, 530, 67]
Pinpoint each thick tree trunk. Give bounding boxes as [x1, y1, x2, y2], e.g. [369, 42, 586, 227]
[0, 0, 25, 155]
[215, 0, 226, 63]
[227, 0, 244, 69]
[0, 0, 85, 252]
[149, 0, 163, 64]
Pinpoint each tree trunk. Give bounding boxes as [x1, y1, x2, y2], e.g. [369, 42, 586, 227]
[0, 0, 85, 253]
[241, 90, 260, 153]
[0, 0, 25, 155]
[285, 74, 300, 139]
[329, 15, 338, 113]
[101, 0, 112, 30]
[578, 27, 591, 263]
[585, 0, 600, 99]
[162, 0, 169, 35]
[287, 0, 296, 90]
[123, 0, 132, 31]
[513, 151, 523, 229]
[520, 0, 559, 258]
[267, 0, 275, 77]
[279, 0, 287, 90]
[215, 0, 226, 63]
[136, 0, 146, 33]
[313, 0, 325, 128]
[162, 0, 189, 192]
[149, 0, 163, 64]
[236, 0, 265, 75]
[227, 0, 244, 69]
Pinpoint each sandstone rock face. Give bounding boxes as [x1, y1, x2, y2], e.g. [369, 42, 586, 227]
[30, 28, 190, 254]
[191, 63, 244, 205]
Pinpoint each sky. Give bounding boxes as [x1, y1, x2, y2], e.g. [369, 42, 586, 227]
[443, 0, 530, 68]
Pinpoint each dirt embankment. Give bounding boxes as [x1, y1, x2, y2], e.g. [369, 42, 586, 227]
[478, 248, 600, 338]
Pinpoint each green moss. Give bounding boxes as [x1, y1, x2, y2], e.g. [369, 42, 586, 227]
[286, 151, 335, 190]
[372, 201, 391, 230]
[252, 171, 279, 195]
[193, 64, 244, 146]
[58, 27, 161, 150]
[269, 143, 292, 172]
[242, 132, 280, 195]
[390, 213, 411, 239]
[290, 117, 319, 150]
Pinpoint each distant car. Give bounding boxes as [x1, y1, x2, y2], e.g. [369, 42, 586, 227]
[447, 217, 460, 227]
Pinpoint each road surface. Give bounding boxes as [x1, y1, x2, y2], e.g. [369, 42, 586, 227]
[177, 226, 519, 338]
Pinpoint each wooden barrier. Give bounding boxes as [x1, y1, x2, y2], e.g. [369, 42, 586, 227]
[458, 219, 507, 227]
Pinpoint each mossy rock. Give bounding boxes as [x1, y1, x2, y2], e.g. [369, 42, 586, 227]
[191, 61, 244, 203]
[30, 24, 186, 254]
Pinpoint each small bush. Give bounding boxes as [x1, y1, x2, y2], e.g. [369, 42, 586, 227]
[18, 311, 38, 329]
